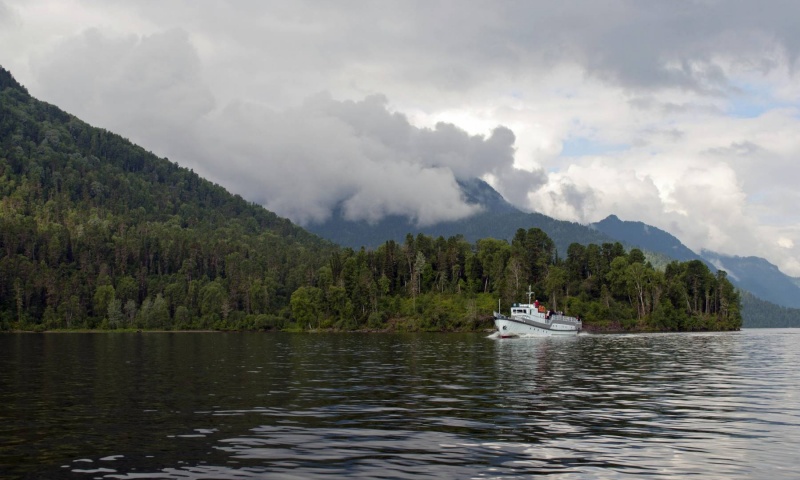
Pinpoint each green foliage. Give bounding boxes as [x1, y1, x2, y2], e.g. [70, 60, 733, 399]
[740, 290, 800, 328]
[290, 286, 323, 329]
[271, 232, 740, 332]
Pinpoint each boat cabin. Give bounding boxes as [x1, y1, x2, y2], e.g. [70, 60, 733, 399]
[511, 302, 547, 315]
[511, 305, 530, 315]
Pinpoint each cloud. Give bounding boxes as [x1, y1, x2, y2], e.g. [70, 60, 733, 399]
[0, 2, 17, 27]
[62, 1, 800, 114]
[32, 27, 215, 153]
[527, 158, 664, 225]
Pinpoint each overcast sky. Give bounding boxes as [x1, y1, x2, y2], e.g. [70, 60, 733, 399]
[2, 1, 800, 276]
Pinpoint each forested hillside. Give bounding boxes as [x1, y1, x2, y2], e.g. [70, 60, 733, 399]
[0, 66, 741, 332]
[740, 291, 800, 328]
[0, 67, 336, 330]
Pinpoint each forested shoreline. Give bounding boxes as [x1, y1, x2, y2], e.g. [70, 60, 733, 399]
[0, 67, 741, 333]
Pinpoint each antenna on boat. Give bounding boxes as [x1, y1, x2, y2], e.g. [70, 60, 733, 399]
[527, 285, 534, 304]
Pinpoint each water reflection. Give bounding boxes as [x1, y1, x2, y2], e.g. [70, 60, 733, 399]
[0, 330, 798, 478]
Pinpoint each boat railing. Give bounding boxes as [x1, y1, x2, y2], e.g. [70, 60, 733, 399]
[548, 314, 582, 326]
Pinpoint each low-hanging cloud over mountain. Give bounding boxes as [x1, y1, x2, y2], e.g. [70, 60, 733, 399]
[192, 93, 525, 226]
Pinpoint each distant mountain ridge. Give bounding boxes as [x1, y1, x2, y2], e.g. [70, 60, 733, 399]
[306, 178, 618, 254]
[701, 251, 800, 309]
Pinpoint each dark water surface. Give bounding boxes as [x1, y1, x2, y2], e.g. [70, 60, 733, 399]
[1, 330, 798, 479]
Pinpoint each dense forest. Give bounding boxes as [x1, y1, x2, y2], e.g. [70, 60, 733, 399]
[288, 231, 742, 332]
[740, 290, 800, 328]
[0, 67, 741, 332]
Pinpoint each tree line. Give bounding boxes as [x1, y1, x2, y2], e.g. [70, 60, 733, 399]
[0, 198, 742, 332]
[289, 230, 741, 332]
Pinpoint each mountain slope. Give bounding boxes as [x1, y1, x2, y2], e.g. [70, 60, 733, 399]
[702, 251, 800, 309]
[591, 215, 707, 263]
[457, 177, 518, 214]
[0, 66, 335, 329]
[740, 290, 800, 328]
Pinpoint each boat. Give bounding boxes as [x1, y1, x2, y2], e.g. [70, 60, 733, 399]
[494, 287, 582, 337]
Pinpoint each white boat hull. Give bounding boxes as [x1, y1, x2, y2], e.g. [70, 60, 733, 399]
[494, 316, 579, 336]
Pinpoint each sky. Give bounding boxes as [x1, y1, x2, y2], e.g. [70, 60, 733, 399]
[2, 1, 800, 276]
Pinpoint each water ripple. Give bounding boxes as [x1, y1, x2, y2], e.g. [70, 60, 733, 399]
[1, 330, 799, 478]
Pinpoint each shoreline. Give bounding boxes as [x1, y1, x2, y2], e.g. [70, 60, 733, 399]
[3, 325, 744, 334]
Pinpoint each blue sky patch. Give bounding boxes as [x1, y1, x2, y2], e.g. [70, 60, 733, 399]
[561, 137, 630, 157]
[727, 97, 770, 118]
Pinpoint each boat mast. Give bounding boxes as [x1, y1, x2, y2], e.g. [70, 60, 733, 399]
[526, 285, 534, 304]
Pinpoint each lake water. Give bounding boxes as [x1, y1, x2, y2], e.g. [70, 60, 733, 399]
[1, 329, 798, 479]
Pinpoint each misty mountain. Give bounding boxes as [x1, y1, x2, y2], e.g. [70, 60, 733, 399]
[701, 251, 800, 309]
[306, 178, 617, 255]
[457, 178, 519, 214]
